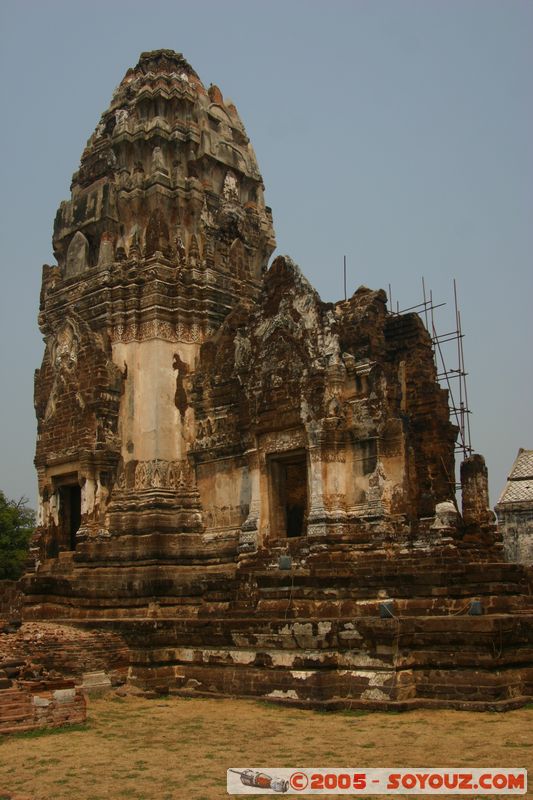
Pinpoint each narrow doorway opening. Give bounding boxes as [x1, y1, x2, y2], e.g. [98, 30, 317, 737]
[269, 451, 308, 538]
[59, 484, 81, 550]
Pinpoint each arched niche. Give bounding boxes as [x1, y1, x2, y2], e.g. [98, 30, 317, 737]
[229, 238, 246, 278]
[65, 231, 89, 277]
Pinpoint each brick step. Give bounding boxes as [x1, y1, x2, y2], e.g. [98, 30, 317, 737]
[129, 642, 533, 673]
[128, 660, 533, 706]
[256, 569, 529, 585]
[0, 688, 28, 700]
[222, 598, 531, 620]
[255, 585, 529, 600]
[0, 712, 35, 725]
[0, 722, 39, 734]
[0, 695, 33, 709]
[122, 614, 533, 657]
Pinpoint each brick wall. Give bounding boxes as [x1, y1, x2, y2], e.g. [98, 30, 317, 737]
[0, 679, 86, 735]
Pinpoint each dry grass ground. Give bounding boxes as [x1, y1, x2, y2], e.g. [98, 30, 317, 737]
[0, 694, 531, 800]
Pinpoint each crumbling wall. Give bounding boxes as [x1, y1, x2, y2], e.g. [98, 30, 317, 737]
[0, 679, 86, 735]
[0, 622, 129, 680]
[0, 582, 22, 623]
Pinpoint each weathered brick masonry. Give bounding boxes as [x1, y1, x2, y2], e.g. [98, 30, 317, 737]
[0, 679, 86, 735]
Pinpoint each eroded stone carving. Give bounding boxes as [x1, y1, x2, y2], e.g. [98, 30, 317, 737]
[65, 231, 89, 276]
[133, 459, 190, 490]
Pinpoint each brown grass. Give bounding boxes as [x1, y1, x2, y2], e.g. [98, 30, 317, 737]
[0, 694, 531, 800]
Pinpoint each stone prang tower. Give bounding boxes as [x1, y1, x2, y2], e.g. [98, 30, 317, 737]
[34, 50, 275, 556]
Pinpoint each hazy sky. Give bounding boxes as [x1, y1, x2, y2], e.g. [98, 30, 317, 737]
[0, 0, 531, 508]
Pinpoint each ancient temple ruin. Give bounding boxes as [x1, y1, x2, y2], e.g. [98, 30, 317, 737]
[20, 50, 533, 709]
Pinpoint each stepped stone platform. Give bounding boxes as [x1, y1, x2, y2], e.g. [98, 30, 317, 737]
[18, 542, 533, 710]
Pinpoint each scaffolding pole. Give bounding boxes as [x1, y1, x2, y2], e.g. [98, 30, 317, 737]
[391, 278, 473, 473]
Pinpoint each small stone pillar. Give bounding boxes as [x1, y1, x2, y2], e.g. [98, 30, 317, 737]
[307, 445, 327, 536]
[66, 230, 89, 276]
[239, 448, 261, 553]
[461, 454, 492, 526]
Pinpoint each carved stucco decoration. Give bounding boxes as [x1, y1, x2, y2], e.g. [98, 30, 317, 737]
[111, 321, 215, 344]
[43, 320, 81, 421]
[115, 459, 193, 491]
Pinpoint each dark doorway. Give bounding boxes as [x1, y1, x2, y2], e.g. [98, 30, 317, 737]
[269, 452, 308, 538]
[59, 484, 81, 550]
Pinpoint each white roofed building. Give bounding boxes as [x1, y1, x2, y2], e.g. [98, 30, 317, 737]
[496, 449, 533, 564]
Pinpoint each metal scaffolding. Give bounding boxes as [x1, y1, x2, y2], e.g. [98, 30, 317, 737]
[388, 278, 473, 466]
